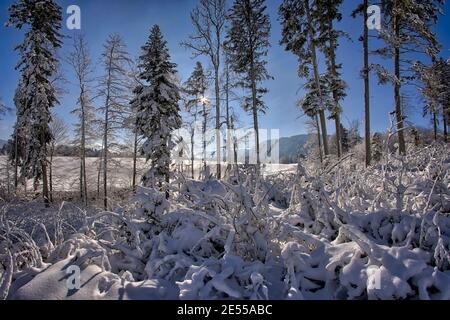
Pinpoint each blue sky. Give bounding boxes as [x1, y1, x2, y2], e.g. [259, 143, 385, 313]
[1, 0, 449, 140]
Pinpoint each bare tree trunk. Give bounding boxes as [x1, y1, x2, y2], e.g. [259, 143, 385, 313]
[103, 118, 108, 210]
[203, 101, 207, 176]
[81, 93, 88, 206]
[49, 146, 53, 202]
[305, 0, 329, 156]
[316, 114, 323, 164]
[214, 66, 221, 179]
[393, 7, 406, 155]
[40, 128, 49, 204]
[79, 159, 83, 200]
[250, 56, 261, 166]
[327, 20, 342, 159]
[443, 112, 448, 142]
[14, 127, 18, 191]
[363, 0, 372, 166]
[433, 112, 438, 141]
[102, 47, 114, 210]
[225, 63, 233, 173]
[132, 126, 138, 190]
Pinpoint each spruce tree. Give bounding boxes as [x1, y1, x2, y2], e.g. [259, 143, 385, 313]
[279, 0, 330, 156]
[135, 25, 182, 196]
[317, 0, 347, 159]
[7, 0, 63, 202]
[374, 0, 444, 154]
[352, 0, 373, 166]
[225, 0, 272, 166]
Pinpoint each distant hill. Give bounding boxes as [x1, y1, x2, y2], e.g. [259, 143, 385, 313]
[278, 134, 309, 163]
[0, 139, 6, 148]
[261, 134, 309, 164]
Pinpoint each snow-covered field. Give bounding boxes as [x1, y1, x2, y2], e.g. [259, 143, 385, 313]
[1, 145, 450, 300]
[0, 156, 296, 193]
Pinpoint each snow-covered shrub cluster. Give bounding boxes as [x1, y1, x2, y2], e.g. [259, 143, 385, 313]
[1, 144, 450, 300]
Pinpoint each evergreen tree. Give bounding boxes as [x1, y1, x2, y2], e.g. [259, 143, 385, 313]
[415, 59, 446, 141]
[279, 0, 330, 156]
[7, 0, 62, 202]
[135, 25, 182, 196]
[340, 123, 350, 153]
[225, 0, 272, 166]
[371, 132, 384, 162]
[352, 0, 373, 166]
[317, 0, 347, 159]
[373, 0, 444, 154]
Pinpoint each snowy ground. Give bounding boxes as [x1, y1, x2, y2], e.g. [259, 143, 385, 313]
[1, 144, 450, 300]
[0, 156, 296, 193]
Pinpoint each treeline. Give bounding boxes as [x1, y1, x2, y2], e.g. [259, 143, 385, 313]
[2, 0, 449, 208]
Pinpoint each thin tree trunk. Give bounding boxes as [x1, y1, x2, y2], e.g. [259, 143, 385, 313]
[40, 128, 49, 204]
[225, 63, 233, 173]
[14, 127, 18, 191]
[49, 148, 53, 202]
[214, 67, 221, 179]
[203, 101, 207, 176]
[443, 112, 448, 142]
[102, 47, 114, 210]
[191, 129, 195, 179]
[81, 90, 88, 206]
[327, 19, 342, 159]
[316, 114, 323, 164]
[433, 112, 438, 141]
[79, 158, 83, 200]
[305, 0, 329, 156]
[363, 0, 372, 166]
[250, 56, 261, 166]
[393, 6, 406, 155]
[132, 125, 138, 190]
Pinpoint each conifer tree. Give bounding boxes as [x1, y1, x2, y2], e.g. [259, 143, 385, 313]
[374, 0, 444, 154]
[225, 0, 272, 166]
[317, 0, 347, 159]
[135, 25, 182, 196]
[7, 0, 63, 202]
[279, 0, 330, 156]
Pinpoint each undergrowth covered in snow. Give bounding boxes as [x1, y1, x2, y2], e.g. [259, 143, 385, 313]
[1, 143, 450, 300]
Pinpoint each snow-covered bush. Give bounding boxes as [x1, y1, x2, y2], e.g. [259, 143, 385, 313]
[1, 144, 450, 300]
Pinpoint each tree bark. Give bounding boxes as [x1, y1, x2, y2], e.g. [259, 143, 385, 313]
[393, 6, 406, 155]
[443, 112, 448, 143]
[214, 66, 221, 179]
[316, 114, 323, 163]
[364, 0, 372, 166]
[49, 147, 53, 202]
[433, 112, 438, 141]
[132, 124, 138, 190]
[14, 126, 18, 191]
[305, 0, 329, 156]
